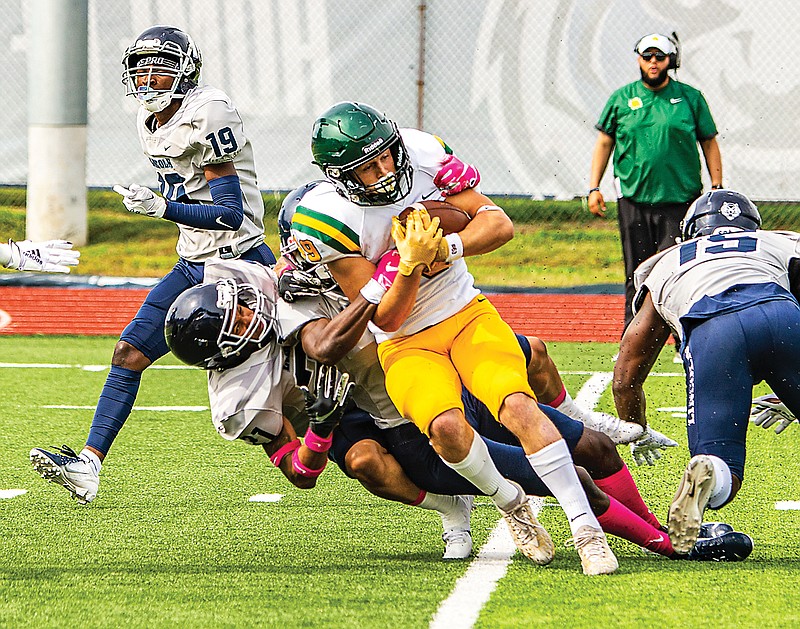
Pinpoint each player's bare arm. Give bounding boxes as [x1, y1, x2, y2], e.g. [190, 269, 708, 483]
[262, 417, 328, 490]
[203, 160, 237, 181]
[445, 188, 514, 256]
[327, 250, 425, 334]
[299, 298, 377, 365]
[612, 291, 672, 427]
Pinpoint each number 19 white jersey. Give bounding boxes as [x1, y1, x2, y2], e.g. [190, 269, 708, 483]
[634, 230, 800, 341]
[136, 85, 266, 262]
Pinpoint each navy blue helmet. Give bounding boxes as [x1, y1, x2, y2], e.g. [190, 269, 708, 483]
[680, 189, 761, 241]
[165, 278, 274, 370]
[121, 25, 202, 112]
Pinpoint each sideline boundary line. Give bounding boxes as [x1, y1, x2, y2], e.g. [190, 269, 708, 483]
[429, 373, 611, 628]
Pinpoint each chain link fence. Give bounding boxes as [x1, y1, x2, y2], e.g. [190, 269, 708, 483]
[3, 0, 800, 230]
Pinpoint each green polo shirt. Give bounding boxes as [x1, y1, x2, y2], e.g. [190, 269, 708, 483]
[596, 79, 717, 204]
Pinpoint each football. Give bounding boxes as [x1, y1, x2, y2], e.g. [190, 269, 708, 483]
[398, 200, 470, 235]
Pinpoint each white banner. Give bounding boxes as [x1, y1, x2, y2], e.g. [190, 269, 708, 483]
[2, 0, 799, 200]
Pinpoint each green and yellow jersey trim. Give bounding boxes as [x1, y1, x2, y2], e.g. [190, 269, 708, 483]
[292, 205, 361, 254]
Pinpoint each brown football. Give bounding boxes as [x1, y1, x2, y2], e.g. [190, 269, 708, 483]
[398, 200, 471, 235]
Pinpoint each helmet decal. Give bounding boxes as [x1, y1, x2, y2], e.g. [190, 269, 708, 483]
[720, 202, 742, 221]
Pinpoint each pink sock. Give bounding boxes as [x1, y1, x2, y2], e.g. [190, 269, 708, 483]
[597, 496, 674, 557]
[594, 464, 663, 529]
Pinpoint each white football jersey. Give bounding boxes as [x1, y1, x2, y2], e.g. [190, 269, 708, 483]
[634, 230, 800, 341]
[136, 85, 266, 262]
[277, 293, 408, 429]
[290, 129, 480, 342]
[203, 259, 306, 445]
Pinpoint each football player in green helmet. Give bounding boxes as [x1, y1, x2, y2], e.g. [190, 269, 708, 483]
[311, 101, 413, 206]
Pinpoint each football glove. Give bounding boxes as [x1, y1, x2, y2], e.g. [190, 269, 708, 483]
[750, 394, 798, 435]
[391, 208, 442, 276]
[630, 426, 678, 466]
[4, 239, 80, 273]
[434, 154, 481, 197]
[301, 364, 354, 439]
[113, 184, 167, 218]
[278, 268, 325, 302]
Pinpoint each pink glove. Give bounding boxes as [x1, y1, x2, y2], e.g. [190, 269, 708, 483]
[373, 249, 401, 291]
[433, 154, 481, 197]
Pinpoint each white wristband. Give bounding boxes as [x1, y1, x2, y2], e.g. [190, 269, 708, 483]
[475, 204, 502, 214]
[443, 233, 464, 263]
[359, 278, 387, 305]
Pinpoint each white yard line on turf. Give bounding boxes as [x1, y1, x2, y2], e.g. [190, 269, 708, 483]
[0, 489, 27, 499]
[775, 501, 800, 510]
[0, 362, 194, 370]
[430, 373, 610, 629]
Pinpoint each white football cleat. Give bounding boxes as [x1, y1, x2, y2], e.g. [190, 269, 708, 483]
[442, 529, 473, 561]
[440, 495, 474, 560]
[497, 481, 554, 565]
[30, 445, 99, 505]
[566, 525, 619, 576]
[668, 454, 715, 553]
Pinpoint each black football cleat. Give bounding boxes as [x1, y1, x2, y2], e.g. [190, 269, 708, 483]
[698, 521, 734, 539]
[685, 531, 753, 562]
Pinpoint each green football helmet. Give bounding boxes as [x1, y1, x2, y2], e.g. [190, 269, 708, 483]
[311, 101, 413, 206]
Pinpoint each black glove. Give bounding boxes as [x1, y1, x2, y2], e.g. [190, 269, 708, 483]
[302, 364, 354, 438]
[278, 268, 324, 302]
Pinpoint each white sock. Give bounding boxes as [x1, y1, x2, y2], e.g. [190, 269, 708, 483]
[80, 448, 102, 474]
[706, 455, 733, 509]
[444, 428, 519, 510]
[553, 392, 591, 425]
[526, 439, 599, 534]
[418, 493, 471, 531]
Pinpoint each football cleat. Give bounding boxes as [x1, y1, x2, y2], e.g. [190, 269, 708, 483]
[30, 445, 99, 505]
[668, 454, 715, 553]
[440, 495, 474, 560]
[566, 525, 619, 576]
[442, 529, 473, 561]
[685, 531, 754, 562]
[497, 481, 555, 565]
[698, 521, 734, 539]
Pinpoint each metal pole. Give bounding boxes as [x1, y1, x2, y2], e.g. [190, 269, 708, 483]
[416, 1, 427, 130]
[26, 0, 89, 245]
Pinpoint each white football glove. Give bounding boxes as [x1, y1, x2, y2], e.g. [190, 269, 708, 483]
[750, 394, 797, 435]
[113, 184, 167, 218]
[630, 426, 679, 466]
[4, 239, 80, 273]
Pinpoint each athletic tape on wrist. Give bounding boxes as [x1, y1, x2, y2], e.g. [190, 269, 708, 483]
[269, 439, 301, 467]
[359, 278, 386, 304]
[304, 427, 333, 453]
[291, 448, 327, 478]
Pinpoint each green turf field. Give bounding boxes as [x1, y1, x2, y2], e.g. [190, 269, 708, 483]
[1, 336, 797, 628]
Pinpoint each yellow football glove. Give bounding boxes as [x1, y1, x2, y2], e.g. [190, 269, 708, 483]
[391, 209, 443, 276]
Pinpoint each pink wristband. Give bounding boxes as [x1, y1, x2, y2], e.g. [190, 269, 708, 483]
[304, 427, 334, 453]
[269, 439, 301, 467]
[291, 448, 327, 478]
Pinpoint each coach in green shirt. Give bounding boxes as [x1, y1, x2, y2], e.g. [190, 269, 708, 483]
[588, 33, 723, 331]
